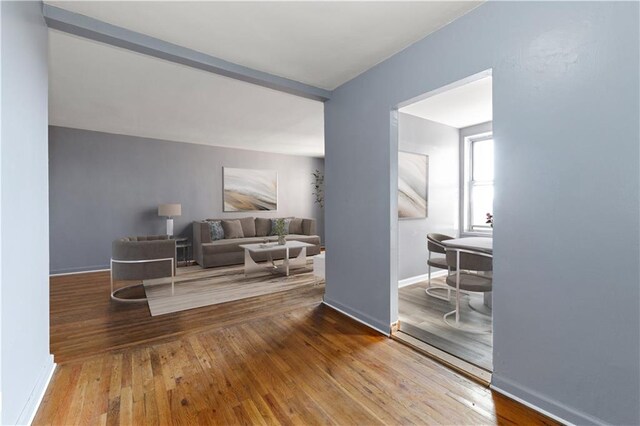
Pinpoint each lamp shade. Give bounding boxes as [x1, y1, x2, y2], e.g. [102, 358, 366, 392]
[158, 203, 181, 217]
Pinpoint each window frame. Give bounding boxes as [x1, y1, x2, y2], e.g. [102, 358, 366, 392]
[460, 132, 494, 236]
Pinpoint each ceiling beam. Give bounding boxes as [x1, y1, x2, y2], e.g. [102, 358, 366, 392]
[43, 4, 331, 102]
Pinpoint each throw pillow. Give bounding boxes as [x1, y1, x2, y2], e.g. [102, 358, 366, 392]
[270, 218, 291, 236]
[222, 219, 244, 239]
[255, 218, 271, 237]
[239, 217, 256, 238]
[207, 220, 224, 241]
[289, 218, 303, 235]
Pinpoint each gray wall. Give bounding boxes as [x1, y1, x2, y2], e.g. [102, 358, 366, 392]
[1, 2, 54, 424]
[398, 113, 458, 281]
[49, 126, 324, 274]
[324, 2, 639, 425]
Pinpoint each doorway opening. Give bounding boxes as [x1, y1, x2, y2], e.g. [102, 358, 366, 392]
[393, 71, 494, 379]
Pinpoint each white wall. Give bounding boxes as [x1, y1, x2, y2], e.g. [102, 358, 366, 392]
[324, 2, 639, 424]
[1, 2, 54, 424]
[398, 113, 458, 281]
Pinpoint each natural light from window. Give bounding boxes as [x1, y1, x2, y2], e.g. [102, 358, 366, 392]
[468, 138, 494, 232]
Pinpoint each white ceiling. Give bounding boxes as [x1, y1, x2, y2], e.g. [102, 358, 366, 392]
[45, 1, 482, 90]
[49, 30, 326, 157]
[399, 76, 492, 128]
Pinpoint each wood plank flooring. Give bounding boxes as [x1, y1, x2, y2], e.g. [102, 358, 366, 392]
[399, 278, 493, 371]
[37, 268, 558, 425]
[49, 268, 324, 363]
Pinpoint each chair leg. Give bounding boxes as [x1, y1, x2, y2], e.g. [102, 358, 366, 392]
[425, 265, 453, 301]
[443, 308, 492, 334]
[171, 258, 175, 296]
[110, 259, 114, 297]
[455, 250, 460, 323]
[111, 258, 147, 303]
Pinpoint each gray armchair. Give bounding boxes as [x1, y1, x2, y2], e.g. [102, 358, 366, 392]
[110, 235, 176, 302]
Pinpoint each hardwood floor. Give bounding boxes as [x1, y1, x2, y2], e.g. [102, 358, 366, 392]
[49, 268, 324, 363]
[36, 269, 558, 425]
[398, 277, 493, 371]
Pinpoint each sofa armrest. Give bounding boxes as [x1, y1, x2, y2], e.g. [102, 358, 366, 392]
[301, 218, 317, 236]
[193, 221, 211, 266]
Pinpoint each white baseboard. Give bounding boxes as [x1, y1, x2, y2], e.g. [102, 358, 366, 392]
[398, 270, 448, 288]
[15, 355, 56, 426]
[491, 375, 605, 426]
[322, 298, 390, 336]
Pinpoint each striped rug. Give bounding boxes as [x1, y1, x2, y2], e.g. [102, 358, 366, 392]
[143, 259, 320, 316]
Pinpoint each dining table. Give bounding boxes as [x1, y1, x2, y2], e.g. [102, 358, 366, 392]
[441, 237, 493, 313]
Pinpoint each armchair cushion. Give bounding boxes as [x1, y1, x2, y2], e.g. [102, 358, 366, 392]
[446, 273, 492, 292]
[427, 256, 449, 270]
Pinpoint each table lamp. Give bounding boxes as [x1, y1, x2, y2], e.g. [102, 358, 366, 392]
[158, 203, 181, 237]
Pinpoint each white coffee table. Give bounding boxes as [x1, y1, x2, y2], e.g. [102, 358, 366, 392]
[238, 240, 314, 277]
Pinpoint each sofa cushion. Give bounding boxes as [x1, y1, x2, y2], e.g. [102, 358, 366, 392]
[289, 218, 303, 234]
[202, 237, 264, 254]
[239, 217, 256, 237]
[270, 218, 292, 236]
[222, 219, 244, 239]
[255, 218, 271, 237]
[302, 218, 316, 236]
[207, 221, 224, 241]
[286, 234, 321, 246]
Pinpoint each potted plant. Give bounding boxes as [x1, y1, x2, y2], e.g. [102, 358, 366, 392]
[312, 169, 324, 208]
[273, 218, 287, 245]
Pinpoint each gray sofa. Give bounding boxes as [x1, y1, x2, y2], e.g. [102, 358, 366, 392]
[193, 217, 321, 268]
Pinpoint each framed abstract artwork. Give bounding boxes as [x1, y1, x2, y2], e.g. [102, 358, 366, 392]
[398, 152, 428, 219]
[223, 167, 278, 211]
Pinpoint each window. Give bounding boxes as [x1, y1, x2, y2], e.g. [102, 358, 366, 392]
[463, 134, 493, 233]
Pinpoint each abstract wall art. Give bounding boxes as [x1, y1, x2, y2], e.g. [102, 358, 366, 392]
[223, 167, 278, 211]
[398, 152, 428, 218]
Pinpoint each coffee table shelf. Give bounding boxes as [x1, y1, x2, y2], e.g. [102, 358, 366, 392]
[239, 240, 314, 277]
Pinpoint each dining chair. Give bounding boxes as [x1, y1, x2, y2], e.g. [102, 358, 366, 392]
[443, 247, 492, 333]
[425, 233, 457, 301]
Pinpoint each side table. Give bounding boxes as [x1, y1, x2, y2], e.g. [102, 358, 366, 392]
[173, 237, 192, 267]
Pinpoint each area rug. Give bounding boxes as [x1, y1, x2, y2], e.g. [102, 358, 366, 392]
[142, 259, 319, 316]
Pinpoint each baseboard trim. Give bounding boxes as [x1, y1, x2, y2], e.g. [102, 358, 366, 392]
[322, 298, 390, 336]
[491, 375, 604, 426]
[15, 355, 56, 426]
[50, 267, 109, 277]
[392, 331, 491, 384]
[398, 270, 448, 288]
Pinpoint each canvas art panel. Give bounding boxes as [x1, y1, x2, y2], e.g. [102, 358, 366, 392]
[223, 167, 278, 211]
[398, 152, 428, 218]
